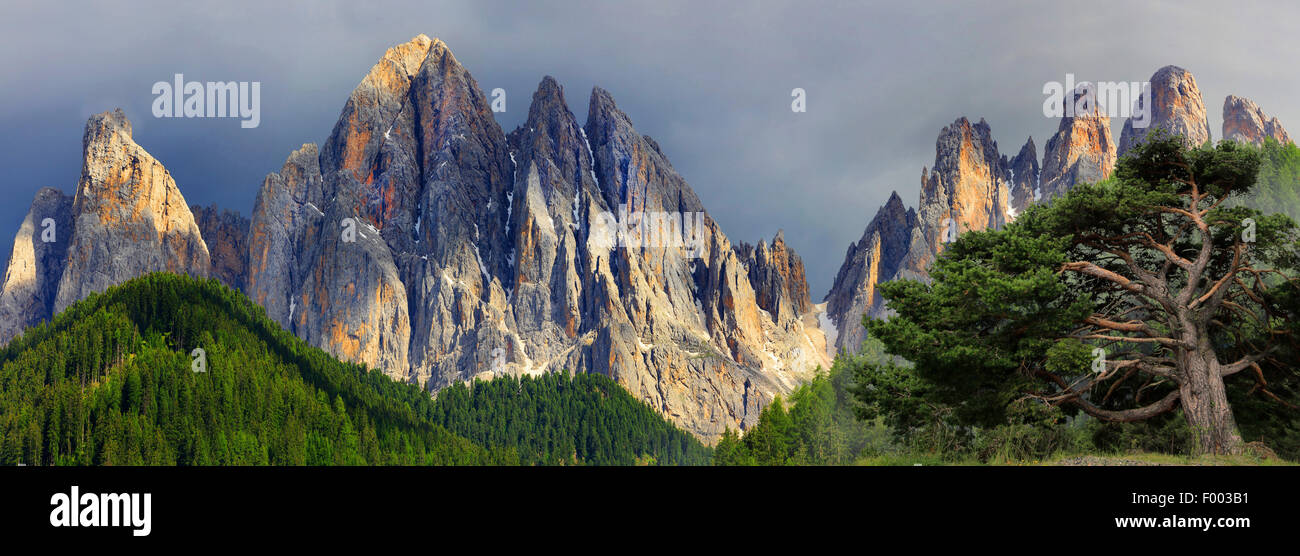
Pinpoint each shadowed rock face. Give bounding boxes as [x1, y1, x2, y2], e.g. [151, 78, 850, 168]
[1041, 86, 1117, 202]
[1119, 65, 1211, 156]
[736, 231, 813, 325]
[245, 143, 322, 330]
[823, 191, 926, 352]
[825, 117, 1015, 353]
[1223, 95, 1292, 146]
[0, 188, 73, 343]
[1006, 137, 1039, 214]
[192, 204, 250, 291]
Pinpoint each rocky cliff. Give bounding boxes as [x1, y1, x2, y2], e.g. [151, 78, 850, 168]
[232, 35, 831, 442]
[1118, 65, 1212, 156]
[1222, 95, 1292, 146]
[736, 231, 813, 324]
[1041, 85, 1116, 201]
[1005, 137, 1039, 214]
[825, 66, 1233, 355]
[192, 204, 249, 291]
[824, 117, 1014, 352]
[0, 188, 73, 343]
[0, 109, 211, 345]
[823, 191, 926, 352]
[918, 118, 1013, 256]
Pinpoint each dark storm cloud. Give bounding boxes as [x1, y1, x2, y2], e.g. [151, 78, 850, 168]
[2, 0, 1296, 297]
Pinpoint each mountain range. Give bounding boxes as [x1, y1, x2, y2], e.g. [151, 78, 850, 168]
[822, 64, 1293, 354]
[0, 35, 1292, 444]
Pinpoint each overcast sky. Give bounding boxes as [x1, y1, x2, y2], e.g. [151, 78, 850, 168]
[2, 0, 1297, 296]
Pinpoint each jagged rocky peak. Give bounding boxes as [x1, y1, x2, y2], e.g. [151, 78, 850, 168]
[1119, 65, 1211, 156]
[1006, 137, 1039, 214]
[0, 109, 212, 344]
[918, 117, 1011, 255]
[1041, 84, 1117, 201]
[823, 191, 926, 352]
[0, 188, 73, 343]
[585, 86, 705, 215]
[192, 204, 250, 292]
[577, 82, 829, 441]
[1223, 95, 1292, 146]
[826, 116, 1021, 353]
[233, 35, 831, 442]
[0, 35, 831, 444]
[55, 109, 211, 314]
[245, 143, 322, 330]
[736, 230, 813, 325]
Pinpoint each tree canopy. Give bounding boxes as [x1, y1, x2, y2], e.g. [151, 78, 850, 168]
[0, 272, 708, 466]
[860, 133, 1300, 455]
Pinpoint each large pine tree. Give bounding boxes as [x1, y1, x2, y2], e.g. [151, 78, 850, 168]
[862, 133, 1300, 455]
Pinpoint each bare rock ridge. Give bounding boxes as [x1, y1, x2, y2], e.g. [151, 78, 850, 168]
[919, 117, 1013, 257]
[1118, 65, 1211, 156]
[1005, 137, 1039, 214]
[192, 204, 250, 291]
[736, 231, 813, 325]
[0, 188, 72, 342]
[823, 191, 925, 352]
[1040, 85, 1117, 202]
[1222, 95, 1292, 146]
[0, 109, 211, 345]
[0, 35, 827, 443]
[256, 36, 831, 441]
[826, 64, 1227, 354]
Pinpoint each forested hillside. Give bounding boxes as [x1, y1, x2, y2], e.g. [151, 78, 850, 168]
[429, 374, 711, 465]
[0, 273, 707, 466]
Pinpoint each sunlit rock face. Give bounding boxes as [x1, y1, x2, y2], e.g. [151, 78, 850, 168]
[0, 109, 212, 344]
[1222, 95, 1292, 146]
[823, 191, 926, 353]
[918, 117, 1013, 257]
[56, 109, 212, 315]
[232, 36, 830, 443]
[826, 118, 1027, 353]
[1119, 65, 1212, 156]
[1041, 86, 1117, 202]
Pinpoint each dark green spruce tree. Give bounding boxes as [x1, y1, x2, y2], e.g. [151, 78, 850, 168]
[859, 133, 1300, 455]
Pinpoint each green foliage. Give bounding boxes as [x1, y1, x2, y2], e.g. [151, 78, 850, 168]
[713, 340, 893, 465]
[1086, 411, 1190, 455]
[856, 133, 1300, 459]
[1233, 138, 1300, 222]
[0, 273, 500, 465]
[0, 273, 709, 466]
[427, 372, 710, 466]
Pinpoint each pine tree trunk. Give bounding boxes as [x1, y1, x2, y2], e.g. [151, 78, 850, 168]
[1178, 347, 1244, 455]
